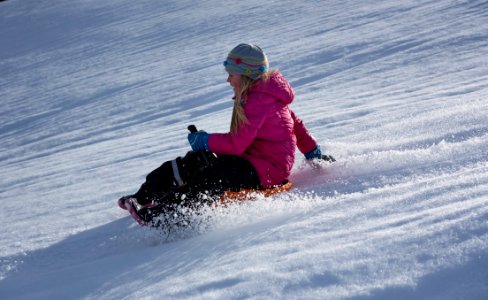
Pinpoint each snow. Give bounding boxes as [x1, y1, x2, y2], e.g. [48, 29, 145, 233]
[1, 0, 487, 299]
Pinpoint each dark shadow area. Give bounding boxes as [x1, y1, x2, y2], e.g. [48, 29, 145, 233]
[0, 217, 171, 299]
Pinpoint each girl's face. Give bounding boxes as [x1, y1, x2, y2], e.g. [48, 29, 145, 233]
[227, 73, 243, 95]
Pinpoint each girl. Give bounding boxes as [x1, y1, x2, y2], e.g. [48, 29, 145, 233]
[119, 43, 334, 228]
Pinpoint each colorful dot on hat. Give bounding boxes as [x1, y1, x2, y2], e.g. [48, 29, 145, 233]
[235, 58, 242, 64]
[245, 69, 251, 75]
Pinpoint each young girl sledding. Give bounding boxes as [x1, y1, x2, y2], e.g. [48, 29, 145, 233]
[118, 43, 334, 228]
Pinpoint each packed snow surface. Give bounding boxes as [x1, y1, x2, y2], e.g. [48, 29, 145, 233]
[1, 0, 487, 299]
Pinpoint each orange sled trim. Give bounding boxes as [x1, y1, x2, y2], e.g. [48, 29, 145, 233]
[220, 180, 292, 204]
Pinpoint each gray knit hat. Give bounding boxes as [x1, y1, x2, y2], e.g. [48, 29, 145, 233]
[223, 43, 269, 79]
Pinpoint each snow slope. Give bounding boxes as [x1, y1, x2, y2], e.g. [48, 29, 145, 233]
[1, 0, 487, 299]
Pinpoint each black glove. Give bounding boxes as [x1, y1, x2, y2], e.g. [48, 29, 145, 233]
[320, 154, 336, 162]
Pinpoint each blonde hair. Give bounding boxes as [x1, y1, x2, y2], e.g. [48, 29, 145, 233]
[230, 71, 272, 133]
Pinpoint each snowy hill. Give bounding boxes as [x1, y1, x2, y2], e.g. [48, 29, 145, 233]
[1, 0, 487, 299]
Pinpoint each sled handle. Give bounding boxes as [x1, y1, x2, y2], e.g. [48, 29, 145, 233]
[187, 124, 214, 166]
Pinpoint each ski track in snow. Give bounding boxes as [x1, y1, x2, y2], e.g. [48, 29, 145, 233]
[1, 0, 488, 299]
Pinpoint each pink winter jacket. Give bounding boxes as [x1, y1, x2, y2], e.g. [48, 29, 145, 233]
[208, 71, 317, 188]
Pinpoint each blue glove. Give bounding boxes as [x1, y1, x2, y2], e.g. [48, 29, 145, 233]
[187, 131, 210, 152]
[304, 145, 322, 160]
[304, 145, 336, 162]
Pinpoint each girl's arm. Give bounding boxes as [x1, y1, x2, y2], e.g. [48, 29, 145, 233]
[290, 109, 318, 154]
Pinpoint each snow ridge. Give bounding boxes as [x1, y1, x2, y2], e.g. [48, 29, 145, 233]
[1, 0, 487, 299]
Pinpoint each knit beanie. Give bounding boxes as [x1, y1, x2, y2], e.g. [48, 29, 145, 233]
[223, 43, 269, 79]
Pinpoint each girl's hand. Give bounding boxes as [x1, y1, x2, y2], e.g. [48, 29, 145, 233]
[188, 131, 210, 152]
[304, 145, 336, 162]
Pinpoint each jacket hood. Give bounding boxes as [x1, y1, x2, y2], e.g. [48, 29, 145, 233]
[250, 71, 294, 104]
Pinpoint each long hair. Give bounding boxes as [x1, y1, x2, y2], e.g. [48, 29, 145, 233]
[230, 70, 272, 133]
